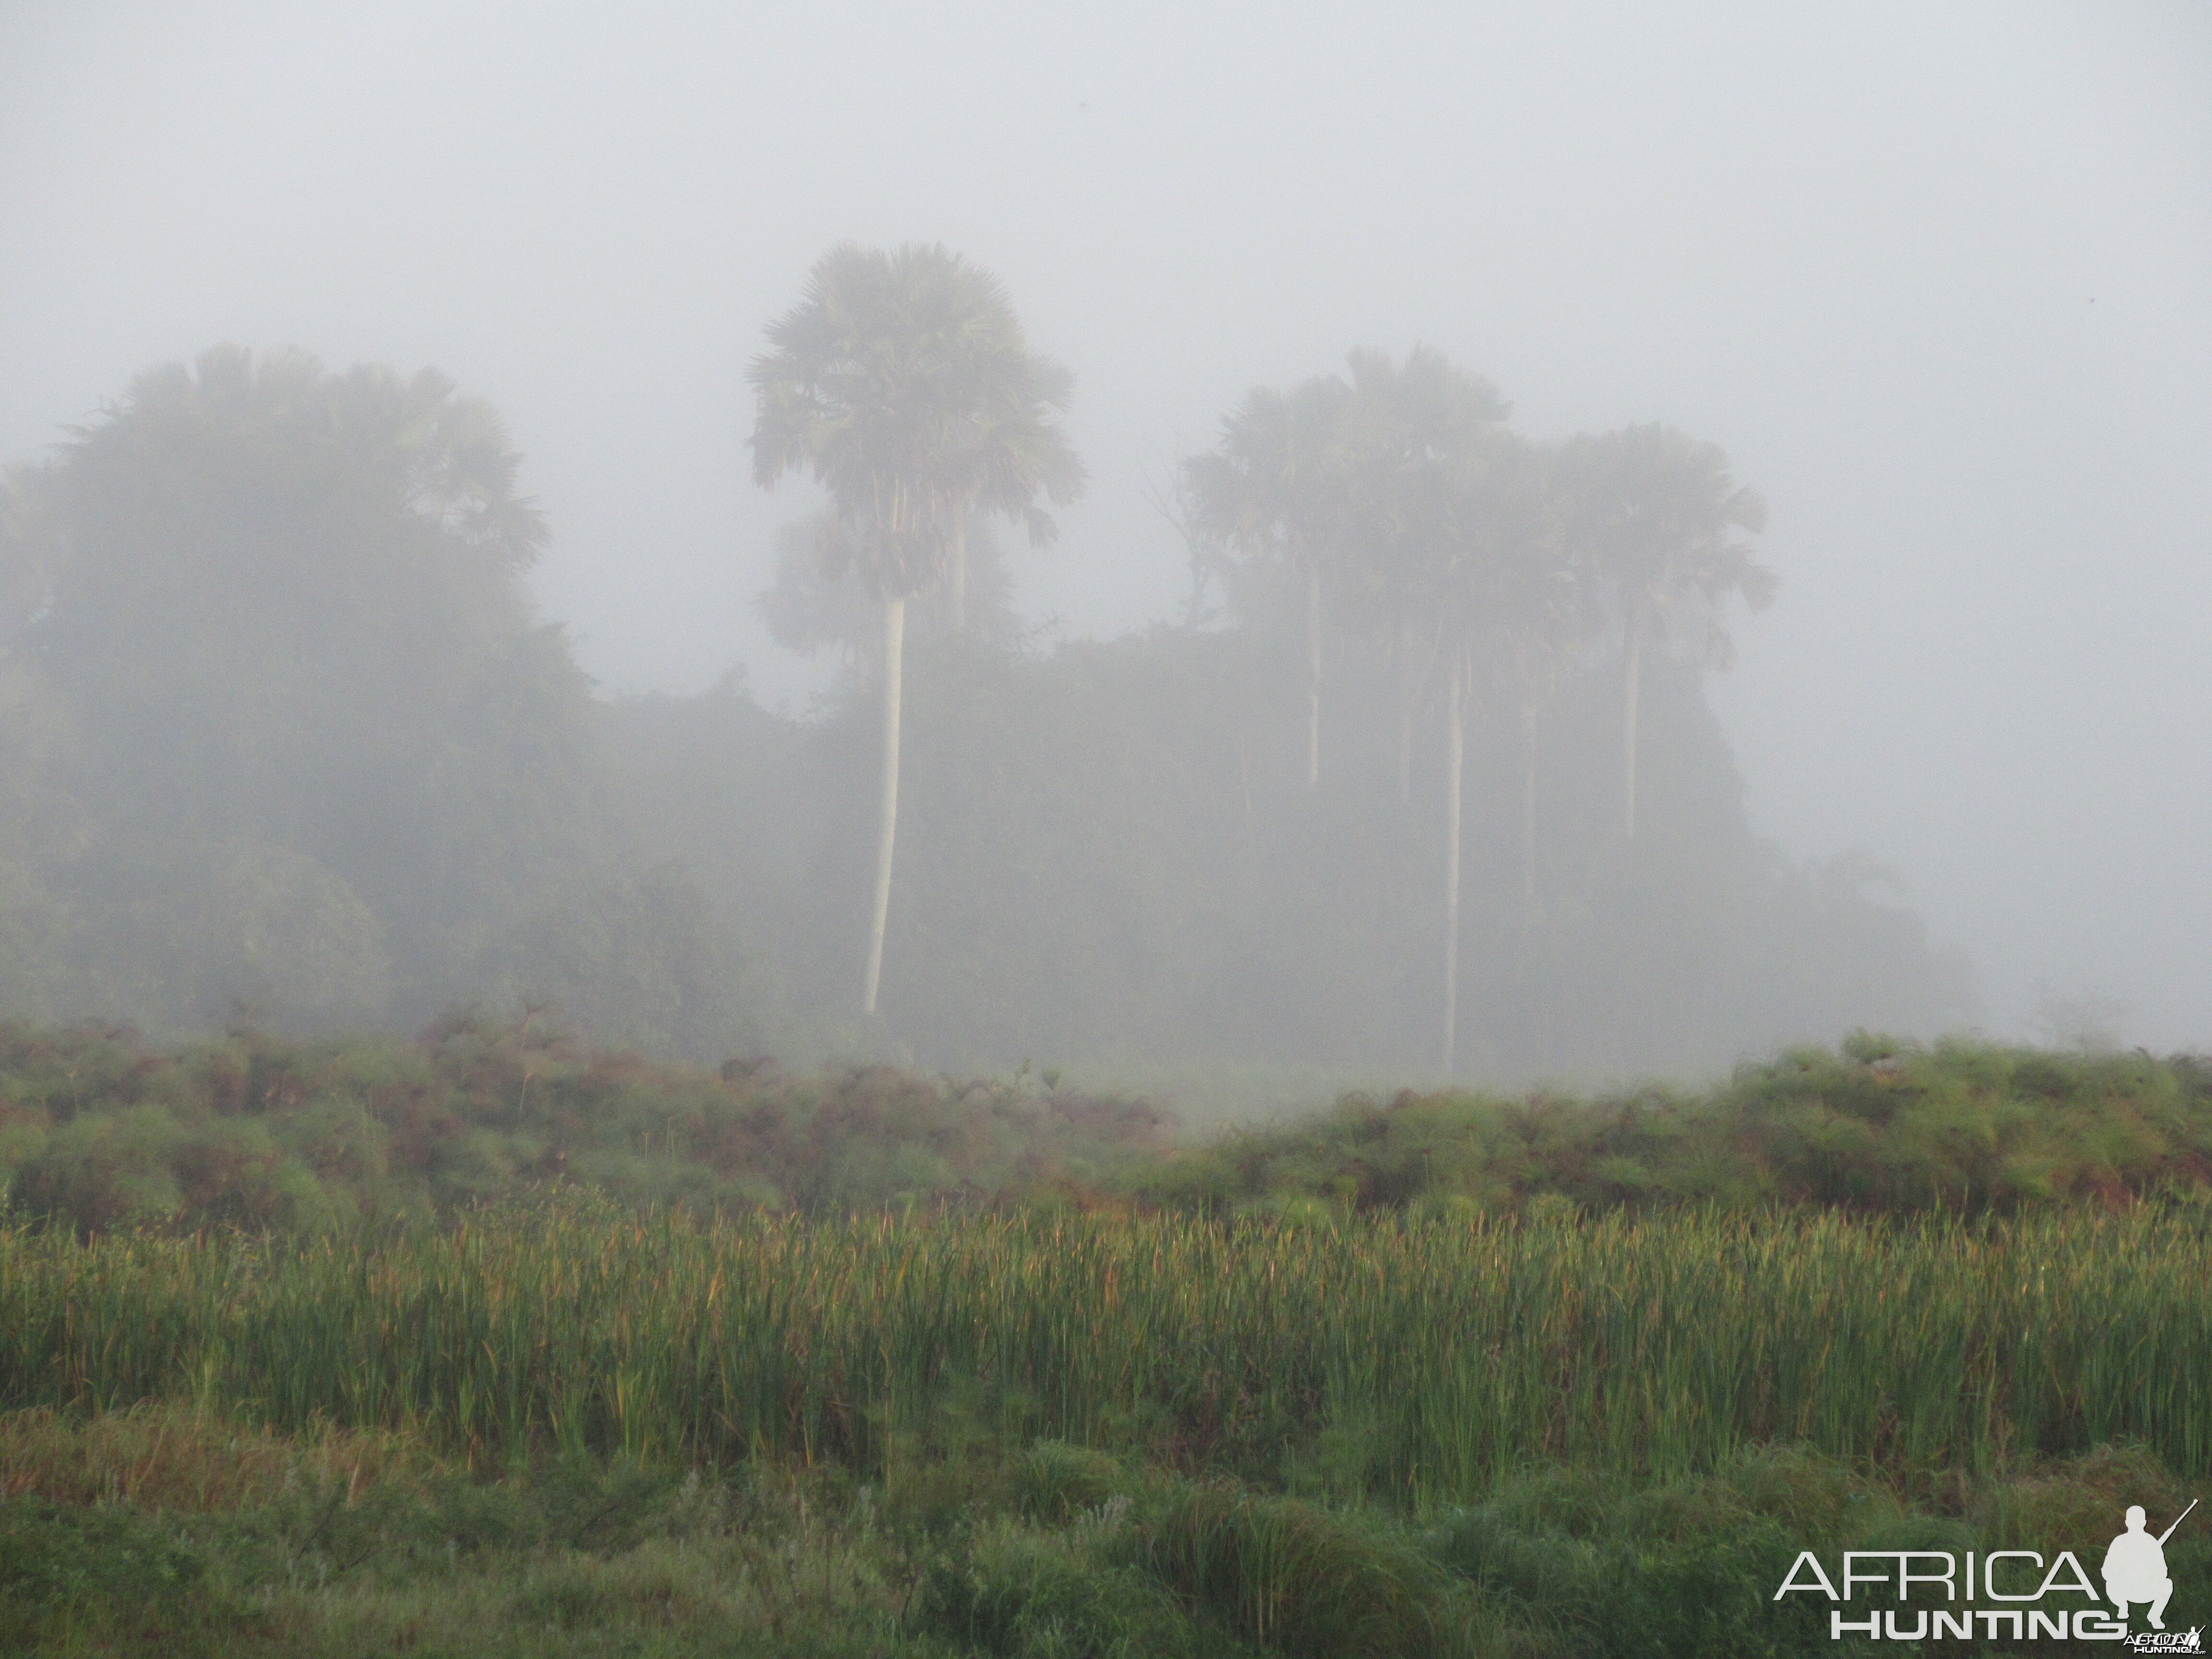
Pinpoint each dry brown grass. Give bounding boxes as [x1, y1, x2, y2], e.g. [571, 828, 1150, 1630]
[0, 1401, 449, 1511]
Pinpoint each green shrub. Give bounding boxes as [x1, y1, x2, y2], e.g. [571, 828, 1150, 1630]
[913, 1530, 1225, 1659]
[1586, 1525, 1832, 1658]
[1130, 1037, 2212, 1218]
[0, 1495, 230, 1651]
[1012, 1442, 1126, 1525]
[14, 1107, 184, 1231]
[1120, 1481, 1451, 1658]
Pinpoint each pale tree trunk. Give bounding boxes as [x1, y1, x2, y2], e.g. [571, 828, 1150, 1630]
[1442, 649, 1465, 1076]
[861, 596, 905, 1015]
[1397, 622, 1439, 808]
[948, 518, 967, 635]
[1622, 626, 1643, 840]
[1397, 693, 1416, 807]
[1520, 700, 1539, 921]
[1304, 563, 1322, 791]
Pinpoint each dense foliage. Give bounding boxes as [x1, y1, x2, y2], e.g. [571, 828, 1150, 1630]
[4, 1026, 2212, 1238]
[0, 347, 757, 1055]
[11, 1199, 2209, 1486]
[5, 1404, 2199, 1657]
[1, 1022, 2201, 1236]
[5, 1196, 2210, 1655]
[0, 1018, 1167, 1235]
[606, 625, 1978, 1076]
[1139, 1034, 2212, 1217]
[4, 1026, 2204, 1655]
[0, 340, 1981, 1079]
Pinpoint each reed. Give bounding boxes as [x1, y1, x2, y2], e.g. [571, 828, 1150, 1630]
[2, 1201, 2205, 1504]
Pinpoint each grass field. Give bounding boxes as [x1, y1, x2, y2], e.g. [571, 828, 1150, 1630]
[4, 1198, 2211, 1655]
[6, 1200, 2212, 1491]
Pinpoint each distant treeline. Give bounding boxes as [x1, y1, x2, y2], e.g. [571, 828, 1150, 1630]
[1, 1020, 2203, 1236]
[0, 343, 1977, 1075]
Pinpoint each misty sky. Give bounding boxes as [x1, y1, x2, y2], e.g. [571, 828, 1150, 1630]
[3, 0, 2207, 1054]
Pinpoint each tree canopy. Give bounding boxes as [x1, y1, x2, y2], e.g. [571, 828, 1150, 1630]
[0, 346, 755, 1048]
[0, 338, 1974, 1083]
[748, 242, 1085, 600]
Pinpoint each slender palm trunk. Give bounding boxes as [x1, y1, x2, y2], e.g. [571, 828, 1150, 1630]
[1304, 562, 1322, 790]
[861, 596, 906, 1015]
[1442, 649, 1466, 1076]
[1520, 699, 1539, 920]
[1397, 693, 1416, 807]
[1622, 626, 1643, 840]
[948, 518, 967, 635]
[1397, 622, 1440, 807]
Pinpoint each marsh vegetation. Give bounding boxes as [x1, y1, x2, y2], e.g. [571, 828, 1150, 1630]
[2, 1026, 2209, 1654]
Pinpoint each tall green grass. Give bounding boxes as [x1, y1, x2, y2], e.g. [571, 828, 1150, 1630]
[3, 1201, 2207, 1504]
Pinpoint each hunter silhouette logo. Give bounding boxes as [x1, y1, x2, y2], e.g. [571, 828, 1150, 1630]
[2108, 1501, 2192, 1631]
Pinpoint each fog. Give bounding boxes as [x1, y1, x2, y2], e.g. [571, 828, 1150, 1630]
[2, 0, 2207, 1068]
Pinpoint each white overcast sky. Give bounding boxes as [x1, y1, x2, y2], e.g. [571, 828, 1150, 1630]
[3, 0, 2207, 1050]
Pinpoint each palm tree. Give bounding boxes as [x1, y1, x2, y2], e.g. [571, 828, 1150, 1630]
[1556, 424, 1776, 840]
[748, 243, 1084, 1016]
[1322, 347, 1528, 1074]
[1184, 373, 1350, 791]
[1331, 346, 1511, 805]
[1420, 429, 1556, 1074]
[1477, 449, 1588, 926]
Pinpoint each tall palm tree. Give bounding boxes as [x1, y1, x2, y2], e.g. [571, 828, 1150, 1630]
[1331, 346, 1511, 805]
[1323, 346, 1528, 1074]
[1420, 429, 1556, 1074]
[1476, 446, 1588, 926]
[1184, 373, 1350, 791]
[749, 243, 1084, 1016]
[1556, 424, 1776, 840]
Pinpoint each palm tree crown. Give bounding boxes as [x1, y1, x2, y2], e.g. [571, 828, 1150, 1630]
[1559, 423, 1774, 664]
[749, 242, 1084, 599]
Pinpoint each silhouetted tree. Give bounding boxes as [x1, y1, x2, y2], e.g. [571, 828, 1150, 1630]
[1555, 424, 1776, 839]
[1185, 373, 1352, 791]
[748, 243, 1084, 1015]
[1331, 346, 1513, 805]
[17, 346, 583, 1019]
[0, 345, 754, 1049]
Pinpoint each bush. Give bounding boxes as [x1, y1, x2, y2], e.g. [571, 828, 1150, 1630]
[1119, 1481, 1452, 1658]
[0, 1017, 1172, 1234]
[914, 1530, 1226, 1659]
[0, 1496, 227, 1650]
[1129, 1037, 2212, 1218]
[1011, 1441, 1126, 1526]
